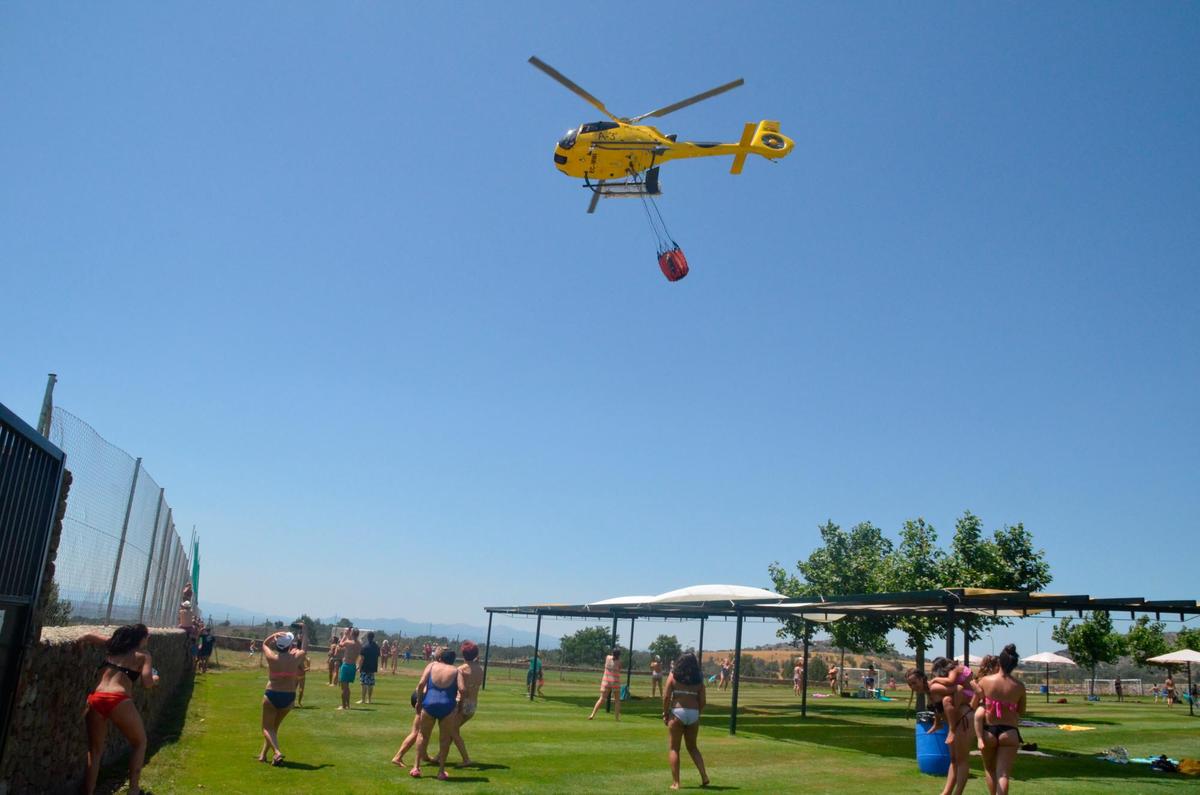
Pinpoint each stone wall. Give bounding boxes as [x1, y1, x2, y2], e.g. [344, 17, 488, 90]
[0, 625, 193, 795]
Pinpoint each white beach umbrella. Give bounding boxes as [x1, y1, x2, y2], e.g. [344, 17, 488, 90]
[1023, 651, 1076, 703]
[1146, 649, 1200, 716]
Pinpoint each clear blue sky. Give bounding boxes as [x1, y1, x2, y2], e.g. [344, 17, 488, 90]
[2, 3, 1197, 655]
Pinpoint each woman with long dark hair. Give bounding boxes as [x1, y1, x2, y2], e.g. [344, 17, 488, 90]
[662, 652, 710, 789]
[977, 644, 1026, 795]
[78, 623, 159, 795]
[906, 657, 973, 795]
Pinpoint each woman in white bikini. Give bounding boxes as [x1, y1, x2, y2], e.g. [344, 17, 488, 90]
[662, 652, 710, 790]
[588, 648, 623, 721]
[650, 656, 664, 698]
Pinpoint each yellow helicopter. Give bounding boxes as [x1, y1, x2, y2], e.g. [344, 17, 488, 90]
[530, 56, 794, 213]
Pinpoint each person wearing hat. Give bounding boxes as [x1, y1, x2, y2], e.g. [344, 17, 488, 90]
[259, 630, 306, 766]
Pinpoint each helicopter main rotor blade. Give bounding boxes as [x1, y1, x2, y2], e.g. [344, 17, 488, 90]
[628, 78, 745, 123]
[529, 56, 622, 124]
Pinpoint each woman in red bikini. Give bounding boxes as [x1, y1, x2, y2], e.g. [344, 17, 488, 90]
[977, 644, 1026, 795]
[79, 623, 159, 795]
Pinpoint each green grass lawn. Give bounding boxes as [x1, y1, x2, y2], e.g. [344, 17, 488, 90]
[119, 653, 1198, 794]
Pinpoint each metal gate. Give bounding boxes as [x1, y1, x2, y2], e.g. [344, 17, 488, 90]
[0, 401, 66, 761]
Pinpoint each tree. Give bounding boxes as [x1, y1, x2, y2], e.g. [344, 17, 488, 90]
[40, 579, 74, 627]
[648, 634, 682, 665]
[336, 617, 353, 628]
[559, 626, 614, 666]
[1052, 612, 1125, 696]
[883, 518, 945, 710]
[800, 521, 894, 658]
[771, 520, 894, 693]
[1124, 616, 1168, 668]
[1174, 626, 1200, 652]
[944, 513, 1051, 643]
[807, 656, 828, 684]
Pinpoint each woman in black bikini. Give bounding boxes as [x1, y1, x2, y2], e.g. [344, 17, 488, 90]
[78, 624, 159, 795]
[259, 630, 306, 766]
[906, 658, 973, 795]
[977, 644, 1026, 795]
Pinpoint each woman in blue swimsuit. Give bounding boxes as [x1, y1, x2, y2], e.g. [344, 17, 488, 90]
[410, 647, 466, 780]
[259, 630, 305, 766]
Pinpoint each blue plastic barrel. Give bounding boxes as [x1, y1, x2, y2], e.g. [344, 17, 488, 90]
[915, 715, 951, 776]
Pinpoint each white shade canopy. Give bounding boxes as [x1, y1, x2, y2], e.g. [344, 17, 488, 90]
[649, 584, 787, 604]
[1023, 651, 1076, 666]
[1146, 649, 1200, 665]
[586, 595, 657, 607]
[955, 654, 984, 665]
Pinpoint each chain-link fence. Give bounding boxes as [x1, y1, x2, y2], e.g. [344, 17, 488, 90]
[47, 407, 191, 627]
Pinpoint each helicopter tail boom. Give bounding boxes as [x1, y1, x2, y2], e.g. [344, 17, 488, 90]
[730, 120, 793, 174]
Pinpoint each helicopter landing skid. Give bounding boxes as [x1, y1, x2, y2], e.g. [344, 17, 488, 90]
[584, 169, 661, 213]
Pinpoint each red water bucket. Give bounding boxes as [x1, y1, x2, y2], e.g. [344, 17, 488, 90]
[657, 246, 689, 282]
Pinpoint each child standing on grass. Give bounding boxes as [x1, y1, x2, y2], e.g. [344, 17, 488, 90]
[662, 652, 710, 790]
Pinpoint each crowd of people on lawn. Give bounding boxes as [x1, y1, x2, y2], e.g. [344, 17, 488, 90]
[78, 593, 1188, 795]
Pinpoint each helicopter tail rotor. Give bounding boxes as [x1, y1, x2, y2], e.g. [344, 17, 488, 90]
[730, 120, 794, 174]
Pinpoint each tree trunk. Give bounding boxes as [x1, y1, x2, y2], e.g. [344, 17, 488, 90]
[839, 648, 846, 696]
[915, 644, 927, 713]
[1090, 667, 1096, 698]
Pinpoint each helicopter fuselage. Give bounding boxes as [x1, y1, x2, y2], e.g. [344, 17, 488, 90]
[552, 119, 793, 180]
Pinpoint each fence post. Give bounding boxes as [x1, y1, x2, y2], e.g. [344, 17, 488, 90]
[105, 457, 142, 625]
[136, 488, 165, 623]
[36, 373, 57, 437]
[149, 509, 172, 626]
[167, 541, 182, 624]
[158, 529, 177, 627]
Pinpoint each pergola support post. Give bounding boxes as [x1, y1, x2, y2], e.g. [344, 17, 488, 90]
[625, 617, 636, 693]
[529, 611, 542, 701]
[945, 604, 955, 660]
[482, 611, 494, 690]
[801, 621, 810, 719]
[698, 617, 705, 668]
[730, 610, 744, 735]
[962, 618, 970, 665]
[607, 614, 619, 712]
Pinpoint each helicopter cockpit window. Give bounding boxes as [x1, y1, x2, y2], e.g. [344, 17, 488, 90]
[580, 121, 619, 134]
[558, 127, 578, 150]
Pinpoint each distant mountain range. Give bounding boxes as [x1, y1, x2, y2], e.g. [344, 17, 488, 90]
[199, 599, 557, 648]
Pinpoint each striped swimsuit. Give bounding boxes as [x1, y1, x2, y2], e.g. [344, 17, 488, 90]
[601, 658, 621, 691]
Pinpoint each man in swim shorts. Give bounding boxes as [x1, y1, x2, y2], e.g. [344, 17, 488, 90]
[357, 631, 380, 704]
[337, 627, 362, 710]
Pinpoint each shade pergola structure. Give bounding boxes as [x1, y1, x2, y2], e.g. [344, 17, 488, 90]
[1146, 648, 1200, 717]
[1022, 651, 1077, 703]
[484, 586, 1200, 735]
